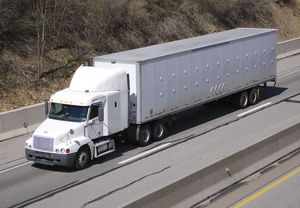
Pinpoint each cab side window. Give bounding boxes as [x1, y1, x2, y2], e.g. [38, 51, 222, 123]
[89, 104, 99, 120]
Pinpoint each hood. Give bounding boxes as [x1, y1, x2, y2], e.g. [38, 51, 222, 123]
[33, 118, 85, 143]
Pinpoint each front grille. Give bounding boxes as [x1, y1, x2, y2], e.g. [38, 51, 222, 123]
[33, 136, 54, 152]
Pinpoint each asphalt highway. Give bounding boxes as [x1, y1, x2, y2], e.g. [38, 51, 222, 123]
[237, 166, 300, 208]
[0, 53, 300, 207]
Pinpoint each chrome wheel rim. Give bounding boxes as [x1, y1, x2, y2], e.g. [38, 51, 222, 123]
[154, 124, 164, 138]
[141, 128, 150, 143]
[251, 91, 257, 103]
[242, 94, 248, 107]
[78, 151, 88, 167]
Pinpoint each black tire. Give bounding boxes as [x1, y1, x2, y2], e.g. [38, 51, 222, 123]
[74, 146, 91, 170]
[235, 91, 249, 109]
[138, 125, 152, 147]
[153, 121, 167, 141]
[248, 88, 259, 105]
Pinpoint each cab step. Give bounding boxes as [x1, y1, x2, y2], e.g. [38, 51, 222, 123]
[94, 139, 115, 158]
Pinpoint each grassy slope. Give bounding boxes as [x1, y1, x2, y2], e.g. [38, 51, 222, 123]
[0, 0, 300, 111]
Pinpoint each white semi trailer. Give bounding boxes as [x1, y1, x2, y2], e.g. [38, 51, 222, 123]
[25, 28, 277, 169]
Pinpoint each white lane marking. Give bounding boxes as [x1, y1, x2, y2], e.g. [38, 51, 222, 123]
[118, 143, 172, 165]
[0, 161, 33, 174]
[277, 69, 300, 78]
[237, 102, 272, 117]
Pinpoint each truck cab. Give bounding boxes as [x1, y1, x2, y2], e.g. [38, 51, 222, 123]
[25, 66, 128, 169]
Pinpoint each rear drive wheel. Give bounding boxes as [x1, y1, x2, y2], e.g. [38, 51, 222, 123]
[235, 91, 249, 109]
[249, 88, 259, 105]
[74, 146, 90, 170]
[153, 122, 167, 141]
[138, 125, 152, 146]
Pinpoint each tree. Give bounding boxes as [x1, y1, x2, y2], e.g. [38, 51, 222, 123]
[33, 0, 49, 79]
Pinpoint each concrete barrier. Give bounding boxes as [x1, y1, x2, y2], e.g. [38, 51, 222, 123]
[277, 37, 300, 55]
[124, 122, 300, 208]
[0, 36, 300, 142]
[0, 103, 45, 141]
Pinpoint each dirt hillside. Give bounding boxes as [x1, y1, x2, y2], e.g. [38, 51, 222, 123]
[0, 0, 300, 112]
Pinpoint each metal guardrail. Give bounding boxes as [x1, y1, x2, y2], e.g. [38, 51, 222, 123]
[0, 37, 300, 141]
[0, 103, 45, 141]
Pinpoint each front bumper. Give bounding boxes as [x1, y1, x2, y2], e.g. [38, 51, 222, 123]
[25, 149, 76, 168]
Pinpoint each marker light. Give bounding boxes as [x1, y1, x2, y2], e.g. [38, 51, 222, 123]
[54, 148, 71, 154]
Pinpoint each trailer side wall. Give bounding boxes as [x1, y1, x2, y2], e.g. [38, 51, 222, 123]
[139, 32, 277, 123]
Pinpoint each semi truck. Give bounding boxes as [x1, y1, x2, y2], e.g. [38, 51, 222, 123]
[25, 28, 277, 169]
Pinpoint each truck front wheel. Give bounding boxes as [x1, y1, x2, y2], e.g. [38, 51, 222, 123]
[74, 146, 91, 170]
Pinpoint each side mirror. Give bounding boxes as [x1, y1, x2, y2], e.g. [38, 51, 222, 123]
[45, 100, 49, 116]
[98, 103, 104, 122]
[23, 122, 28, 129]
[69, 129, 74, 135]
[23, 122, 32, 136]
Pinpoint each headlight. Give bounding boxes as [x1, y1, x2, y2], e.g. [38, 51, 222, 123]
[25, 142, 32, 149]
[55, 148, 70, 154]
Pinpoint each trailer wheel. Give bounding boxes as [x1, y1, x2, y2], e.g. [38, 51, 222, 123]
[74, 146, 90, 170]
[249, 88, 259, 105]
[153, 122, 167, 141]
[138, 125, 152, 146]
[235, 91, 249, 109]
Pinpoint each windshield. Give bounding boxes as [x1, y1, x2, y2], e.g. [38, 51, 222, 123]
[49, 103, 88, 122]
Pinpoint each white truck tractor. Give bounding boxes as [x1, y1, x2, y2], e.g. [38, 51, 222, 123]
[25, 28, 277, 169]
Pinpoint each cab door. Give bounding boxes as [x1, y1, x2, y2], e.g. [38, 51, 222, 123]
[86, 102, 103, 139]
